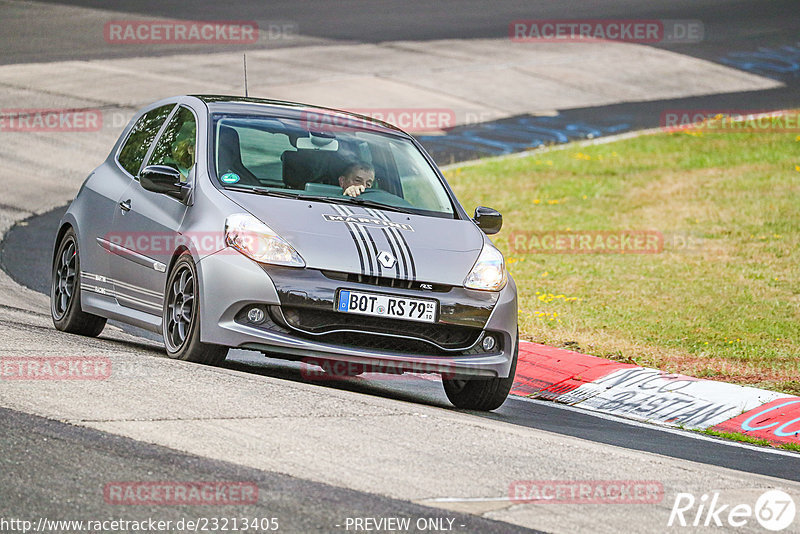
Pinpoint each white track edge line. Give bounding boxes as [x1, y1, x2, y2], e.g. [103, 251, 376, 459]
[510, 395, 800, 458]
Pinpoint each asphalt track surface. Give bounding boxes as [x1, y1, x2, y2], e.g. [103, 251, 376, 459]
[4, 0, 800, 162]
[3, 206, 800, 486]
[4, 0, 799, 64]
[0, 407, 539, 534]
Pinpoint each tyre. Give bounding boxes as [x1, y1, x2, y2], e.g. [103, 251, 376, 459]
[51, 228, 107, 336]
[442, 331, 518, 411]
[163, 252, 227, 366]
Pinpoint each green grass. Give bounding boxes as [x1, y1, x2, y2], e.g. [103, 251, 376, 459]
[702, 428, 800, 453]
[444, 126, 800, 394]
[702, 429, 773, 447]
[781, 442, 800, 453]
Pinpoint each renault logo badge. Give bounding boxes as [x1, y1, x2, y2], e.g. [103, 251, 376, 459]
[377, 251, 396, 269]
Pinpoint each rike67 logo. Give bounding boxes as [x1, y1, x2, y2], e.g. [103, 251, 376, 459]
[669, 490, 796, 531]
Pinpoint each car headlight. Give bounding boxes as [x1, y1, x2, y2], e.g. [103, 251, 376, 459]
[225, 213, 305, 267]
[464, 244, 507, 291]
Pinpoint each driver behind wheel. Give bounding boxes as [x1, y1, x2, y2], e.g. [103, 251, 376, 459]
[338, 161, 375, 197]
[171, 138, 194, 181]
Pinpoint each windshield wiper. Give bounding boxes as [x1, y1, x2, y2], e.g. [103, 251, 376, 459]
[335, 196, 417, 215]
[222, 186, 300, 198]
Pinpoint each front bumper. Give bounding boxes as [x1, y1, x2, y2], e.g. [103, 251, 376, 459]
[196, 248, 518, 378]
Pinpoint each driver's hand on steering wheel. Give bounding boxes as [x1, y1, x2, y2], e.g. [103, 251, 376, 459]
[343, 184, 366, 197]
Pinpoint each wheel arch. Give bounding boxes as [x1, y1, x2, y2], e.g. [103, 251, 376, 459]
[166, 245, 193, 278]
[52, 222, 75, 266]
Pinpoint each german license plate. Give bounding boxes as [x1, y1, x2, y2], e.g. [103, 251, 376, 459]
[336, 289, 437, 323]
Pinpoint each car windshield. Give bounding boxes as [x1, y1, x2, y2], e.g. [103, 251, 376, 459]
[210, 113, 455, 218]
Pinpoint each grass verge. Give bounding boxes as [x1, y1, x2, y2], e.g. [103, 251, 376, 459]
[702, 428, 772, 447]
[445, 124, 799, 395]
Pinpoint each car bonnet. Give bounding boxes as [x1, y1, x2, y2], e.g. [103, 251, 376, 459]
[220, 190, 486, 286]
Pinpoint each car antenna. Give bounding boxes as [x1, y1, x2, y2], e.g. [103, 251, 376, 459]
[243, 53, 249, 97]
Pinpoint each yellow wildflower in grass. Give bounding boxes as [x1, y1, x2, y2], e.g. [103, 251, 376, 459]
[795, 165, 800, 172]
[547, 199, 560, 205]
[682, 129, 703, 137]
[582, 195, 588, 200]
[533, 199, 541, 205]
[535, 293, 582, 304]
[531, 310, 562, 324]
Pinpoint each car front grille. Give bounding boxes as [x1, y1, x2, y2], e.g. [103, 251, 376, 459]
[320, 270, 450, 292]
[275, 306, 483, 353]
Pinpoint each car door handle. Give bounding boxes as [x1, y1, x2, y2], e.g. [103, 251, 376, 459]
[119, 199, 132, 212]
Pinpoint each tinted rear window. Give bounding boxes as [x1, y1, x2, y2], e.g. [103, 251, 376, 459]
[118, 104, 174, 176]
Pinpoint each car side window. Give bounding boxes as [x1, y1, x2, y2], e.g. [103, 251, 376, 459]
[147, 107, 197, 183]
[118, 104, 175, 177]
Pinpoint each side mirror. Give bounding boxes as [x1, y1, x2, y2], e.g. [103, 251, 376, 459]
[139, 165, 189, 202]
[473, 206, 502, 235]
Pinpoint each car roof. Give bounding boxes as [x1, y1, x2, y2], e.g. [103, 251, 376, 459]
[191, 94, 406, 136]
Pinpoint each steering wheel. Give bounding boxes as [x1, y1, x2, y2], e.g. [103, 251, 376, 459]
[357, 188, 413, 207]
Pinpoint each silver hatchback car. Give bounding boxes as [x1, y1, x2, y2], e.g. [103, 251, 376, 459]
[51, 95, 518, 410]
